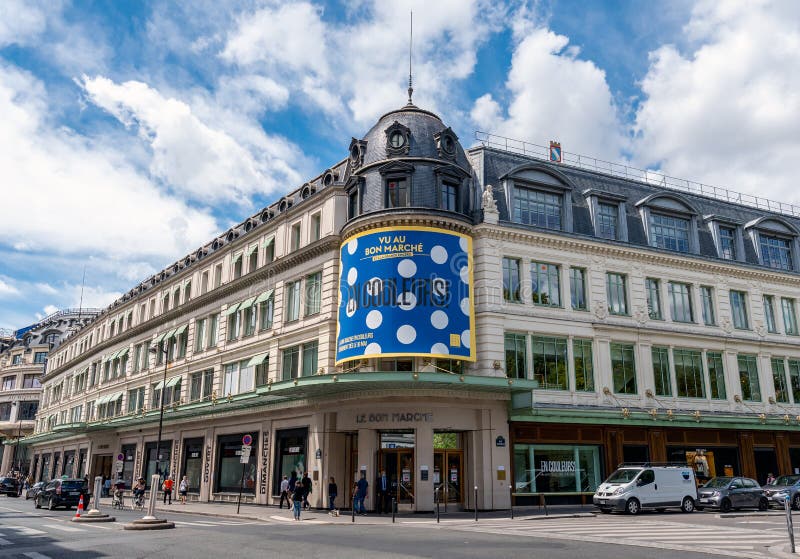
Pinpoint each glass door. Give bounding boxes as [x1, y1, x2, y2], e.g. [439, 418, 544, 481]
[381, 450, 415, 505]
[434, 450, 464, 505]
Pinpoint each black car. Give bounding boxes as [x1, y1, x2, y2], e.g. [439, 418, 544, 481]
[25, 481, 45, 500]
[0, 477, 20, 497]
[35, 479, 90, 510]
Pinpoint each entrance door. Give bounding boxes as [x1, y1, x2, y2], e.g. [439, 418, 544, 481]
[434, 450, 464, 505]
[380, 450, 414, 505]
[91, 455, 113, 483]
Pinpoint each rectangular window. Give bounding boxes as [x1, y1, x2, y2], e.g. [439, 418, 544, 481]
[214, 264, 223, 289]
[208, 314, 218, 348]
[596, 202, 618, 239]
[530, 262, 560, 307]
[781, 297, 798, 335]
[645, 278, 662, 320]
[232, 253, 243, 280]
[216, 434, 257, 494]
[772, 358, 790, 403]
[531, 336, 568, 390]
[302, 341, 318, 377]
[700, 286, 716, 325]
[760, 234, 794, 270]
[310, 213, 321, 242]
[265, 238, 275, 263]
[504, 333, 527, 379]
[513, 443, 602, 494]
[649, 213, 690, 253]
[282, 346, 300, 380]
[195, 319, 206, 352]
[651, 346, 671, 396]
[441, 182, 458, 211]
[730, 290, 749, 330]
[290, 223, 301, 251]
[573, 339, 594, 392]
[259, 296, 274, 330]
[247, 245, 258, 274]
[22, 374, 41, 389]
[719, 226, 737, 260]
[242, 305, 256, 337]
[606, 273, 628, 315]
[737, 354, 761, 401]
[789, 360, 800, 404]
[227, 311, 240, 341]
[502, 257, 521, 302]
[668, 282, 694, 323]
[222, 360, 254, 396]
[285, 280, 301, 322]
[570, 267, 587, 310]
[256, 359, 269, 387]
[127, 387, 145, 413]
[203, 368, 214, 400]
[304, 272, 322, 316]
[348, 190, 359, 219]
[200, 272, 209, 295]
[189, 371, 203, 402]
[33, 351, 47, 364]
[707, 352, 726, 400]
[513, 186, 562, 229]
[387, 177, 410, 207]
[764, 295, 778, 333]
[674, 349, 705, 398]
[611, 343, 637, 395]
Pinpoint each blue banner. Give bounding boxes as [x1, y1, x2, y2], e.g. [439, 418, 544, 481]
[336, 227, 475, 364]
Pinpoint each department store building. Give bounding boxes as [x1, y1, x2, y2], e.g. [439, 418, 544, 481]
[23, 99, 800, 509]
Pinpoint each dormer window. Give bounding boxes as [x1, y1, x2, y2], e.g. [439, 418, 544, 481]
[387, 177, 410, 207]
[705, 216, 745, 261]
[745, 217, 799, 272]
[596, 203, 618, 239]
[719, 226, 737, 259]
[636, 193, 699, 254]
[384, 121, 410, 156]
[650, 213, 690, 252]
[760, 234, 793, 270]
[434, 127, 458, 159]
[389, 131, 405, 149]
[583, 189, 628, 241]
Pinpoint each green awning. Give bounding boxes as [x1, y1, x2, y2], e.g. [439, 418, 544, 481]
[96, 394, 109, 405]
[254, 289, 274, 304]
[153, 333, 166, 345]
[109, 391, 124, 402]
[174, 324, 187, 336]
[239, 296, 257, 310]
[246, 244, 258, 257]
[262, 236, 274, 247]
[117, 347, 129, 359]
[153, 380, 165, 391]
[247, 352, 269, 367]
[232, 252, 242, 263]
[165, 376, 181, 388]
[164, 328, 177, 340]
[223, 303, 241, 316]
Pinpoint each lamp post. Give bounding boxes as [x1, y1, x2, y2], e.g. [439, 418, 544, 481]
[11, 401, 22, 473]
[149, 343, 170, 486]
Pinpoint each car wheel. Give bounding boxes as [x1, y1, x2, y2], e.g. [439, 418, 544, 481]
[48, 497, 56, 511]
[625, 498, 641, 515]
[681, 497, 695, 513]
[758, 497, 768, 511]
[720, 498, 732, 513]
[793, 494, 800, 511]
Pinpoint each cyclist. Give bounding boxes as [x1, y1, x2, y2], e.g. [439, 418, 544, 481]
[133, 477, 146, 506]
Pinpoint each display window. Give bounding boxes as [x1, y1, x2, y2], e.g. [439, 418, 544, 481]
[667, 447, 740, 484]
[216, 434, 257, 494]
[272, 428, 307, 495]
[182, 438, 204, 494]
[120, 444, 136, 488]
[513, 444, 602, 494]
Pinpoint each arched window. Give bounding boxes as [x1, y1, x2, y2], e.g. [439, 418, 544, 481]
[636, 193, 700, 254]
[745, 217, 799, 272]
[501, 164, 573, 232]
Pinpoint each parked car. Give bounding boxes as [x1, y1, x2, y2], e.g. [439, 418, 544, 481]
[35, 478, 90, 510]
[593, 465, 697, 514]
[25, 481, 45, 500]
[0, 477, 20, 497]
[696, 476, 768, 512]
[763, 475, 800, 510]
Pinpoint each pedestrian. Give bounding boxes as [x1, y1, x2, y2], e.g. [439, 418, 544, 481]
[354, 472, 368, 515]
[291, 479, 305, 521]
[328, 477, 337, 511]
[302, 471, 312, 510]
[179, 476, 189, 504]
[288, 471, 298, 493]
[279, 475, 290, 509]
[376, 469, 390, 514]
[103, 477, 111, 497]
[162, 475, 174, 504]
[766, 472, 776, 485]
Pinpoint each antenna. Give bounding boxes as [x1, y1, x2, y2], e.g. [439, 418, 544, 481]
[78, 265, 86, 321]
[407, 11, 413, 104]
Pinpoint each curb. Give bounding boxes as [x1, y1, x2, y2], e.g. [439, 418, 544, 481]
[718, 511, 785, 518]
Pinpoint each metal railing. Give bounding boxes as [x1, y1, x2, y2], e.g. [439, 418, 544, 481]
[474, 131, 800, 218]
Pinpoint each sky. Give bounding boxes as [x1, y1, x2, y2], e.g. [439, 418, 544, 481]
[0, 0, 798, 331]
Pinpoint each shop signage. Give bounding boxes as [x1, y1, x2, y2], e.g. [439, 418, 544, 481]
[539, 460, 576, 473]
[115, 460, 123, 473]
[203, 445, 211, 484]
[259, 431, 270, 495]
[356, 412, 433, 424]
[288, 446, 301, 454]
[495, 436, 506, 447]
[172, 441, 179, 478]
[240, 445, 252, 464]
[402, 469, 410, 482]
[336, 227, 475, 364]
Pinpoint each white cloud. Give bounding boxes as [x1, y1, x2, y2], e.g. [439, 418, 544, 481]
[0, 277, 21, 298]
[0, 1, 47, 47]
[42, 304, 59, 316]
[633, 0, 800, 203]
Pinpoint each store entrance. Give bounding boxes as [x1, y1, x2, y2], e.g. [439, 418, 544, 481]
[754, 448, 779, 485]
[379, 449, 414, 505]
[434, 450, 464, 506]
[91, 454, 113, 483]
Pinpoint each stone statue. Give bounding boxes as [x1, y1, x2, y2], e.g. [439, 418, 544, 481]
[482, 184, 497, 212]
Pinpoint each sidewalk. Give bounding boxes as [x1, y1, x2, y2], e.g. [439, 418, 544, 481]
[99, 497, 595, 525]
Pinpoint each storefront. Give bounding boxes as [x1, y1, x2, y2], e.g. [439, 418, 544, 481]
[216, 433, 257, 494]
[120, 444, 136, 487]
[63, 450, 76, 478]
[142, 440, 172, 487]
[41, 453, 51, 482]
[272, 428, 307, 495]
[513, 443, 603, 502]
[182, 438, 204, 493]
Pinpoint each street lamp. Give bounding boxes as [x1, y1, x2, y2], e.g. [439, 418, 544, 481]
[149, 342, 170, 485]
[11, 401, 22, 474]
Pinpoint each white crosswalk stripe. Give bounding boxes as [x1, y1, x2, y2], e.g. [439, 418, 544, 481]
[446, 517, 787, 558]
[42, 524, 85, 533]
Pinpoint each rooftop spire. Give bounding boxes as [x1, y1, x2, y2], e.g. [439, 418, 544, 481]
[407, 11, 413, 105]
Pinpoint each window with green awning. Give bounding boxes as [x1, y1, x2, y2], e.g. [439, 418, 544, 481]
[224, 303, 241, 316]
[247, 353, 269, 367]
[239, 296, 257, 310]
[254, 289, 274, 304]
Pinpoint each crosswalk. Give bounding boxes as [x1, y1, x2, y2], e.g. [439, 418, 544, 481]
[445, 516, 786, 558]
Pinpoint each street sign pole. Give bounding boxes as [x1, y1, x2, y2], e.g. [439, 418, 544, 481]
[237, 435, 252, 515]
[237, 462, 246, 515]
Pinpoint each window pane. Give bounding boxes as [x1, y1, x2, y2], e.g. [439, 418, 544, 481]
[650, 213, 690, 252]
[573, 339, 594, 391]
[504, 333, 527, 379]
[441, 182, 458, 211]
[611, 343, 637, 394]
[606, 273, 628, 315]
[302, 341, 318, 377]
[387, 178, 409, 207]
[646, 278, 662, 320]
[305, 272, 322, 316]
[772, 358, 789, 403]
[764, 295, 777, 333]
[282, 346, 300, 380]
[513, 187, 562, 230]
[789, 360, 800, 404]
[730, 291, 749, 330]
[596, 202, 618, 239]
[674, 349, 705, 398]
[737, 354, 761, 401]
[668, 282, 694, 323]
[503, 258, 521, 302]
[531, 262, 560, 307]
[652, 346, 671, 396]
[700, 286, 715, 325]
[570, 268, 587, 310]
[782, 298, 798, 335]
[707, 352, 727, 400]
[719, 226, 737, 260]
[531, 336, 568, 390]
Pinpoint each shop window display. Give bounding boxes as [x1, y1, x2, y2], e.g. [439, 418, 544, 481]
[513, 444, 601, 495]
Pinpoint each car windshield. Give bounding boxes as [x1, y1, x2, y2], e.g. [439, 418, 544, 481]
[60, 481, 85, 490]
[773, 476, 800, 486]
[606, 469, 641, 483]
[703, 477, 733, 488]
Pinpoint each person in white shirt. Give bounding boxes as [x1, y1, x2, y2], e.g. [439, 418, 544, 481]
[279, 475, 290, 509]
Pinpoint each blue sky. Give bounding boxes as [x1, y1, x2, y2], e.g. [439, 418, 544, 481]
[0, 0, 798, 331]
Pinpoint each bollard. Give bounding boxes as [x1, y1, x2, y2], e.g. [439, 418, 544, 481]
[352, 494, 356, 523]
[509, 485, 514, 519]
[145, 474, 159, 520]
[785, 495, 796, 554]
[392, 497, 396, 523]
[436, 489, 440, 523]
[92, 476, 103, 514]
[474, 486, 478, 522]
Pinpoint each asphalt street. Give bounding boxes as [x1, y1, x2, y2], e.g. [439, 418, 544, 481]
[0, 495, 791, 559]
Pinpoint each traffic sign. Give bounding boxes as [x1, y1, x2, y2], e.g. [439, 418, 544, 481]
[242, 434, 253, 446]
[115, 460, 124, 473]
[240, 445, 252, 464]
[117, 453, 124, 461]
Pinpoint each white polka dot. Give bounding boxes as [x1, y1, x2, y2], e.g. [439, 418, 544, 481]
[364, 342, 382, 355]
[347, 239, 358, 255]
[459, 265, 469, 284]
[461, 330, 471, 349]
[398, 259, 417, 278]
[347, 267, 358, 286]
[397, 325, 417, 344]
[397, 291, 417, 311]
[431, 343, 449, 355]
[366, 277, 383, 296]
[430, 245, 448, 264]
[345, 298, 357, 318]
[430, 310, 449, 330]
[366, 310, 383, 329]
[460, 297, 470, 316]
[459, 236, 469, 252]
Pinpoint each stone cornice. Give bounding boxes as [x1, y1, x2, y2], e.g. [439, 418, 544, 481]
[342, 210, 474, 239]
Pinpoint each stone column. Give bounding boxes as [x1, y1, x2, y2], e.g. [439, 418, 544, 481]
[415, 425, 433, 513]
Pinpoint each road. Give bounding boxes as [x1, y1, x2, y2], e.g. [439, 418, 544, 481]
[0, 495, 791, 558]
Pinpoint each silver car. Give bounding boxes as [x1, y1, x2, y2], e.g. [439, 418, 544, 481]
[696, 476, 768, 512]
[763, 475, 800, 510]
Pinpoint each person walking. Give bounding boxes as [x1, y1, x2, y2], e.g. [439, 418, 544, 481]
[162, 475, 174, 504]
[103, 477, 111, 498]
[291, 479, 305, 521]
[279, 475, 290, 509]
[179, 476, 189, 504]
[354, 472, 368, 515]
[301, 472, 312, 510]
[376, 470, 389, 514]
[328, 477, 338, 511]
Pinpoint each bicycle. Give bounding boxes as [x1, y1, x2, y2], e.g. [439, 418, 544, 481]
[111, 489, 124, 510]
[132, 492, 145, 511]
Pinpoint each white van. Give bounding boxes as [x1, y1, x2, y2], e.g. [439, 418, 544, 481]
[593, 465, 697, 514]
